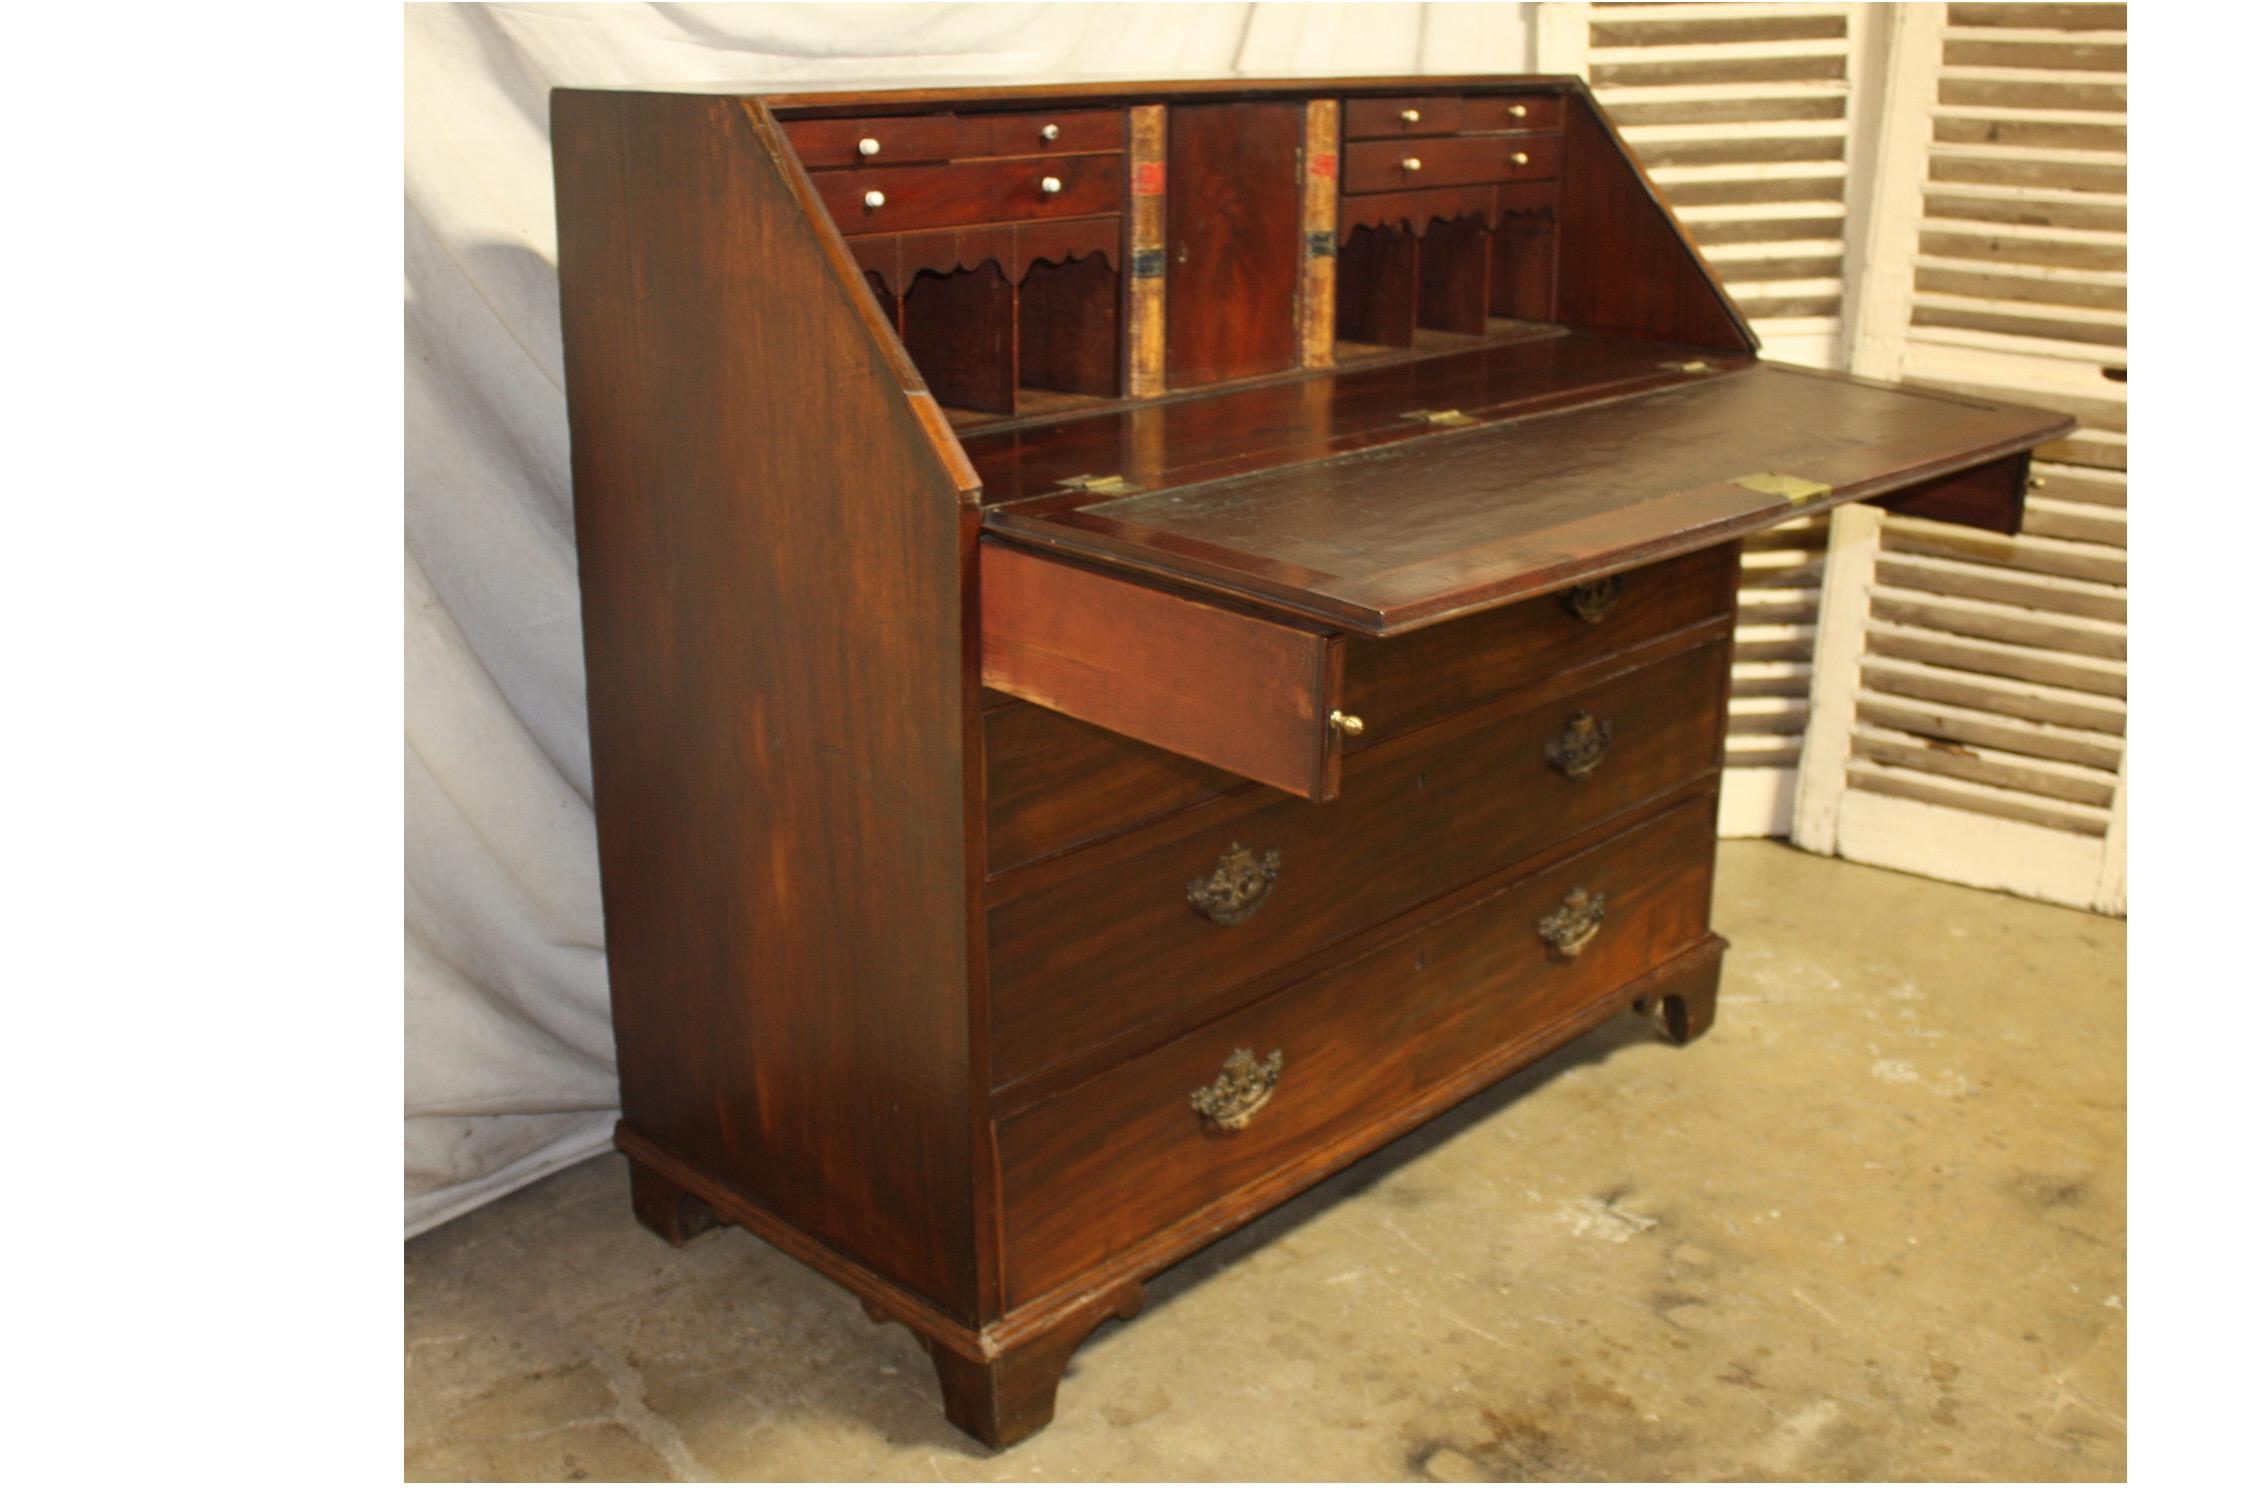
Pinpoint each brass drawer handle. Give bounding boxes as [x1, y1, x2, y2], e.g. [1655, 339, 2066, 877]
[1562, 575, 1623, 623]
[1187, 842, 1284, 927]
[1545, 711, 1613, 780]
[1191, 1048, 1284, 1131]
[1538, 887, 1606, 959]
[1329, 709, 1365, 737]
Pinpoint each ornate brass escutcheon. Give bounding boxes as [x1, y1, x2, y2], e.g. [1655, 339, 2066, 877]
[1563, 575, 1623, 623]
[1538, 887, 1606, 959]
[1544, 711, 1613, 780]
[1187, 842, 1284, 926]
[1190, 1047, 1285, 1131]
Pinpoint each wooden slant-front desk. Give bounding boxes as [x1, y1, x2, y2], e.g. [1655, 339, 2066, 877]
[551, 76, 2071, 1447]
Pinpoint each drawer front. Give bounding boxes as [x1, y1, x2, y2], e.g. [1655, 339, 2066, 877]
[998, 792, 1719, 1305]
[983, 546, 1740, 875]
[1346, 546, 1741, 747]
[1343, 95, 1467, 138]
[988, 636, 1730, 1087]
[1342, 134, 1561, 194]
[981, 541, 1349, 803]
[813, 155, 1124, 235]
[953, 108, 1126, 159]
[783, 113, 957, 169]
[1463, 95, 1563, 134]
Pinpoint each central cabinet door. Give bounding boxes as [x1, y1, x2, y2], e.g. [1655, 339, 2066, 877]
[1166, 101, 1305, 387]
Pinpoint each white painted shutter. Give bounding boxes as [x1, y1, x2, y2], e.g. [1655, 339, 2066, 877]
[1795, 3, 2127, 914]
[1540, 2, 1868, 835]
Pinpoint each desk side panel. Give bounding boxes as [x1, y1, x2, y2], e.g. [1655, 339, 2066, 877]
[1555, 85, 1755, 355]
[554, 89, 980, 1317]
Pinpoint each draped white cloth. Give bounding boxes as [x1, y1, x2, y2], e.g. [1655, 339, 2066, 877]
[403, 2, 1538, 1236]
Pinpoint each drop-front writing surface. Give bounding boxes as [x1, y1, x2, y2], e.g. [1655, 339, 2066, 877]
[550, 74, 2073, 1449]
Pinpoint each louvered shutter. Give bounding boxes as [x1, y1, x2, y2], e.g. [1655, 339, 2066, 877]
[1538, 2, 1867, 835]
[1794, 3, 2127, 913]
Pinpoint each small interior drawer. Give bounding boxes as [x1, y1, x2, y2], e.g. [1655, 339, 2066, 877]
[1463, 95, 1562, 133]
[1343, 95, 1468, 138]
[812, 155, 1124, 235]
[980, 542, 1349, 802]
[1342, 134, 1561, 194]
[782, 112, 956, 169]
[953, 107, 1126, 159]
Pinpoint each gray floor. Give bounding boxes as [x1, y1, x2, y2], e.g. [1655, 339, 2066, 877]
[404, 840, 2126, 1481]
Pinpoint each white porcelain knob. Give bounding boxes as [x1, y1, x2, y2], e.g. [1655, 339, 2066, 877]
[857, 137, 880, 157]
[1511, 151, 1530, 166]
[863, 189, 886, 209]
[1400, 108, 1421, 124]
[1040, 123, 1061, 141]
[1040, 175, 1063, 194]
[1402, 157, 1422, 173]
[1508, 104, 1529, 119]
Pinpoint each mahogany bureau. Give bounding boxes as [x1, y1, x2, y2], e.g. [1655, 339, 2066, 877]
[550, 75, 2071, 1448]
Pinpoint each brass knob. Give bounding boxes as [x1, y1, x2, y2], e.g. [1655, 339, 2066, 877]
[862, 189, 886, 209]
[1545, 711, 1613, 780]
[1187, 842, 1284, 927]
[1040, 175, 1064, 194]
[1400, 108, 1422, 124]
[1401, 156, 1423, 173]
[1040, 122, 1061, 141]
[1190, 1048, 1284, 1132]
[856, 137, 880, 157]
[1329, 710, 1365, 737]
[1538, 888, 1606, 960]
[1508, 103, 1529, 119]
[1563, 576, 1623, 624]
[1511, 151, 1531, 166]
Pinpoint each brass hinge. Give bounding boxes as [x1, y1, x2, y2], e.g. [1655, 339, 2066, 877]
[1404, 408, 1476, 428]
[1733, 471, 1833, 506]
[1058, 473, 1139, 496]
[1663, 359, 1715, 374]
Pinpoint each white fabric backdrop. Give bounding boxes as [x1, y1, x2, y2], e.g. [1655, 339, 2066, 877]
[403, 1, 1539, 1237]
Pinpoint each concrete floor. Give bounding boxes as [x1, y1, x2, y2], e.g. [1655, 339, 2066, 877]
[404, 841, 2125, 1482]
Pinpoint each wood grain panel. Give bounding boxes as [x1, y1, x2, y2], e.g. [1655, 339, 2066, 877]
[985, 365, 2073, 636]
[1343, 134, 1560, 194]
[987, 638, 1730, 1088]
[1165, 102, 1305, 386]
[979, 542, 1344, 801]
[783, 112, 955, 167]
[552, 91, 980, 1317]
[813, 155, 1123, 235]
[983, 546, 1740, 874]
[953, 108, 1125, 159]
[1554, 86, 1752, 352]
[998, 793, 1719, 1304]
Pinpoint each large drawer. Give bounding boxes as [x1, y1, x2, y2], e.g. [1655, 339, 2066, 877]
[983, 545, 1740, 874]
[987, 634, 1731, 1087]
[997, 791, 1719, 1305]
[812, 155, 1124, 235]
